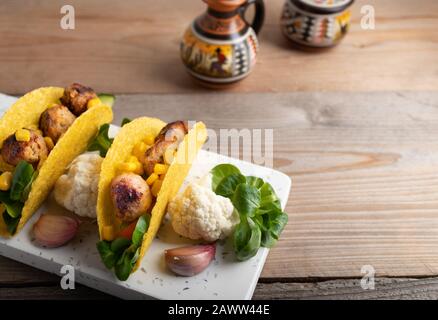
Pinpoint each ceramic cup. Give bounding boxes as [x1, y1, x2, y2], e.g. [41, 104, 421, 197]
[281, 0, 354, 48]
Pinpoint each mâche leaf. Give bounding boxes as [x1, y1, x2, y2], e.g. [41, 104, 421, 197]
[215, 173, 246, 198]
[259, 211, 288, 248]
[233, 216, 261, 261]
[211, 163, 288, 262]
[0, 161, 31, 235]
[10, 161, 35, 202]
[97, 94, 116, 107]
[2, 200, 24, 219]
[2, 211, 20, 235]
[259, 182, 281, 212]
[231, 184, 260, 217]
[121, 118, 132, 127]
[132, 215, 150, 247]
[110, 237, 131, 254]
[96, 241, 117, 269]
[246, 176, 264, 189]
[115, 247, 136, 281]
[88, 123, 114, 157]
[211, 164, 241, 192]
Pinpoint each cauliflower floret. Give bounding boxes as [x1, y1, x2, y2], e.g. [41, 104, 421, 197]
[168, 178, 239, 242]
[53, 153, 103, 218]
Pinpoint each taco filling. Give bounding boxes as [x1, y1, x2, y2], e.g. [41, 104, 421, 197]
[97, 121, 189, 280]
[0, 83, 113, 235]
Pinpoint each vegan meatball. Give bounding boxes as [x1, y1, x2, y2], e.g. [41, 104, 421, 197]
[1, 129, 48, 167]
[143, 121, 188, 175]
[39, 105, 76, 143]
[60, 83, 97, 116]
[110, 173, 152, 222]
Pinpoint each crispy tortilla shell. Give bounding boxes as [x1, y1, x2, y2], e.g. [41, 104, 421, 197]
[96, 118, 207, 273]
[0, 87, 113, 237]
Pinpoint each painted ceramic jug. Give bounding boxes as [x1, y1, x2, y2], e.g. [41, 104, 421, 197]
[181, 0, 265, 86]
[281, 0, 354, 48]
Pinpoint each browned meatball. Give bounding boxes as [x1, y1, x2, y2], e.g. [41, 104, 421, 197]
[60, 83, 97, 116]
[143, 121, 188, 175]
[110, 173, 152, 222]
[1, 129, 48, 167]
[39, 105, 76, 143]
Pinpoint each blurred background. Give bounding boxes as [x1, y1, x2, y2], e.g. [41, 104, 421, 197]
[1, 0, 437, 94]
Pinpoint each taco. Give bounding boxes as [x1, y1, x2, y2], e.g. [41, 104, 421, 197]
[96, 117, 207, 280]
[0, 84, 113, 237]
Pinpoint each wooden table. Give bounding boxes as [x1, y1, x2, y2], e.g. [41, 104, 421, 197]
[1, 0, 438, 299]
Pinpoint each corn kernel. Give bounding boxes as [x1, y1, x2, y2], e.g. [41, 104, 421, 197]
[144, 134, 155, 146]
[151, 179, 162, 197]
[87, 97, 102, 109]
[154, 163, 168, 175]
[0, 172, 12, 191]
[15, 129, 30, 142]
[118, 162, 137, 173]
[44, 136, 54, 151]
[146, 173, 159, 186]
[133, 161, 144, 175]
[127, 155, 138, 163]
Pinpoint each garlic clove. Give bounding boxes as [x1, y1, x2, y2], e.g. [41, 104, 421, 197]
[33, 214, 80, 248]
[164, 243, 216, 277]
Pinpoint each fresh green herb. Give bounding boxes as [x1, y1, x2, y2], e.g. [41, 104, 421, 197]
[114, 246, 137, 281]
[0, 191, 23, 219]
[88, 123, 114, 157]
[97, 94, 116, 107]
[121, 118, 132, 127]
[246, 176, 264, 189]
[132, 215, 150, 247]
[211, 164, 241, 192]
[233, 215, 261, 261]
[88, 118, 134, 157]
[256, 210, 288, 248]
[258, 182, 281, 213]
[210, 164, 288, 261]
[10, 161, 36, 202]
[110, 237, 131, 254]
[96, 241, 117, 269]
[2, 211, 21, 235]
[96, 214, 150, 281]
[231, 184, 260, 217]
[215, 173, 246, 198]
[0, 161, 36, 235]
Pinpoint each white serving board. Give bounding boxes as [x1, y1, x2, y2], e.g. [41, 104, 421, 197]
[0, 94, 291, 300]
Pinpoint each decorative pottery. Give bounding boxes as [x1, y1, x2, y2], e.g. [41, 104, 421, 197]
[180, 0, 265, 86]
[281, 0, 354, 48]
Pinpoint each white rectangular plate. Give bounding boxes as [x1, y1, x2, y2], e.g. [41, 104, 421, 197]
[0, 95, 291, 299]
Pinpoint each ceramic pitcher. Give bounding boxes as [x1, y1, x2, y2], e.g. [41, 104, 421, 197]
[181, 0, 265, 87]
[281, 0, 354, 48]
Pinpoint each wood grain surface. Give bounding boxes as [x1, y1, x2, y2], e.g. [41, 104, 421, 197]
[3, 255, 438, 300]
[0, 0, 437, 94]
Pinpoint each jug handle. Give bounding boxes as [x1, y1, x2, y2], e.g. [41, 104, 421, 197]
[240, 0, 265, 35]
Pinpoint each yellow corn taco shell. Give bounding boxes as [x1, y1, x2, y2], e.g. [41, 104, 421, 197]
[0, 87, 113, 237]
[97, 118, 207, 273]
